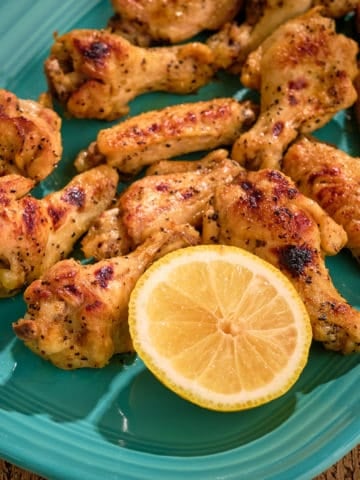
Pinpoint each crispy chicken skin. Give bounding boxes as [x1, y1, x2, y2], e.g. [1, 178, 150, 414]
[202, 168, 360, 354]
[207, 0, 312, 72]
[13, 227, 199, 369]
[207, 0, 358, 73]
[0, 166, 118, 297]
[81, 150, 242, 259]
[0, 89, 62, 182]
[231, 8, 358, 170]
[109, 0, 243, 46]
[44, 29, 216, 121]
[283, 136, 360, 262]
[74, 98, 258, 175]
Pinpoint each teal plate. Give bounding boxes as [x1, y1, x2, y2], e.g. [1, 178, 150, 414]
[0, 1, 359, 479]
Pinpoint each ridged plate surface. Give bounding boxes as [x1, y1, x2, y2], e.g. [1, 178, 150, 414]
[0, 2, 359, 479]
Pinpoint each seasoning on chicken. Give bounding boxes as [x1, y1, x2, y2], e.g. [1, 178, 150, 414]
[0, 165, 118, 297]
[109, 0, 243, 46]
[0, 89, 62, 182]
[282, 135, 360, 262]
[207, 0, 312, 73]
[231, 8, 358, 170]
[81, 149, 242, 259]
[207, 0, 359, 73]
[13, 226, 200, 369]
[44, 28, 217, 121]
[202, 168, 360, 354]
[74, 98, 258, 175]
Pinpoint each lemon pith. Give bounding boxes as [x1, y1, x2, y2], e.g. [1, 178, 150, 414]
[129, 245, 312, 411]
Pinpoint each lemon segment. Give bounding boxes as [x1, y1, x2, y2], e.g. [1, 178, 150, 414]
[129, 245, 312, 411]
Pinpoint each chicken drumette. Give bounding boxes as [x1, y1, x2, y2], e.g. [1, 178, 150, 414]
[203, 168, 359, 354]
[0, 89, 62, 182]
[207, 0, 359, 73]
[13, 226, 199, 369]
[81, 149, 242, 259]
[0, 165, 118, 297]
[109, 0, 243, 46]
[231, 8, 358, 170]
[44, 29, 216, 121]
[74, 98, 257, 175]
[282, 135, 360, 262]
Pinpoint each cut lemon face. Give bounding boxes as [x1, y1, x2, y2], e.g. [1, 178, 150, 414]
[128, 245, 312, 411]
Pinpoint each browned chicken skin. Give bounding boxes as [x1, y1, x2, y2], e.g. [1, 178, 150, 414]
[207, 0, 312, 72]
[81, 149, 242, 259]
[231, 8, 358, 170]
[0, 166, 118, 297]
[74, 98, 258, 175]
[44, 29, 216, 121]
[202, 169, 359, 354]
[109, 0, 243, 46]
[207, 0, 359, 73]
[283, 136, 360, 262]
[0, 89, 62, 182]
[13, 226, 199, 369]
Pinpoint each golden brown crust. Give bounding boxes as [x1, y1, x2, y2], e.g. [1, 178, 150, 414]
[13, 227, 200, 369]
[75, 98, 258, 174]
[44, 29, 217, 120]
[0, 166, 118, 297]
[203, 168, 359, 354]
[283, 136, 360, 256]
[110, 0, 244, 45]
[0, 89, 62, 182]
[81, 150, 242, 258]
[232, 8, 358, 170]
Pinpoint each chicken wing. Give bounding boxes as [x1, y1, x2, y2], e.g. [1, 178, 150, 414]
[202, 168, 360, 354]
[282, 135, 360, 262]
[44, 29, 216, 121]
[207, 0, 358, 73]
[109, 0, 243, 46]
[0, 89, 62, 182]
[13, 226, 199, 369]
[0, 165, 118, 297]
[74, 98, 257, 175]
[81, 149, 242, 259]
[207, 0, 312, 72]
[231, 8, 358, 170]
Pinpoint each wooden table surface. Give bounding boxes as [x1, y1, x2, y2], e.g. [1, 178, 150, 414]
[1, 445, 359, 480]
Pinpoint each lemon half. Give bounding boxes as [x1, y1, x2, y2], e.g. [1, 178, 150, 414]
[129, 245, 312, 411]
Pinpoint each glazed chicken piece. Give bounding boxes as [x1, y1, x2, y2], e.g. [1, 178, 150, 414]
[109, 0, 243, 46]
[81, 149, 242, 259]
[207, 0, 359, 73]
[231, 8, 358, 170]
[75, 98, 257, 175]
[282, 136, 360, 262]
[44, 29, 216, 121]
[0, 165, 118, 297]
[13, 226, 200, 369]
[202, 168, 360, 354]
[0, 89, 62, 182]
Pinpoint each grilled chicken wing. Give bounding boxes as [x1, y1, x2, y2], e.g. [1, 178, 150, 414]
[207, 0, 312, 72]
[202, 168, 360, 354]
[44, 29, 216, 121]
[13, 226, 199, 369]
[0, 89, 62, 182]
[0, 166, 118, 297]
[109, 0, 243, 46]
[75, 98, 257, 175]
[81, 150, 242, 259]
[207, 0, 358, 73]
[283, 135, 360, 262]
[231, 8, 358, 170]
